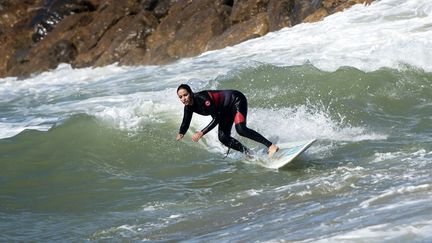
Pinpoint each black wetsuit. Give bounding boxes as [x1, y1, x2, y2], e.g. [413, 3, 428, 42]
[179, 90, 272, 153]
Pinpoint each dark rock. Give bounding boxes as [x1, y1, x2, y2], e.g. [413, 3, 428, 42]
[139, 0, 158, 11]
[142, 0, 231, 64]
[207, 12, 269, 50]
[304, 0, 373, 23]
[230, 0, 269, 24]
[0, 0, 376, 78]
[333, 0, 373, 12]
[7, 49, 31, 70]
[153, 0, 173, 19]
[7, 40, 77, 77]
[222, 0, 234, 7]
[304, 7, 329, 23]
[290, 0, 323, 25]
[50, 39, 78, 64]
[119, 11, 160, 65]
[267, 0, 295, 31]
[0, 0, 41, 77]
[94, 11, 158, 67]
[32, 0, 97, 42]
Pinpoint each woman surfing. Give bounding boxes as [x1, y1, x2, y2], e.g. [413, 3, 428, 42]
[176, 84, 279, 157]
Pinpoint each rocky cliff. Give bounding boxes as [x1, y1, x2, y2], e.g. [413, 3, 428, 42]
[0, 0, 372, 78]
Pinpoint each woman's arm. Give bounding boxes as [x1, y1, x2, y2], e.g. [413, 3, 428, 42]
[178, 106, 193, 139]
[201, 116, 219, 135]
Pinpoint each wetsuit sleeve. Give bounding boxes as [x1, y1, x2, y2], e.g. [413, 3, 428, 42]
[179, 106, 193, 135]
[201, 116, 219, 135]
[200, 91, 219, 135]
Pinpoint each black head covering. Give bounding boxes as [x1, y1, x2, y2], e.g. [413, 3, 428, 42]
[177, 84, 193, 95]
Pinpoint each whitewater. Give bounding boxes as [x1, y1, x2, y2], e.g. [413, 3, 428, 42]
[1, 0, 432, 241]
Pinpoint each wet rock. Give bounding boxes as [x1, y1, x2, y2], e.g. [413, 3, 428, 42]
[305, 0, 372, 23]
[51, 39, 78, 64]
[95, 11, 158, 67]
[230, 0, 268, 24]
[207, 12, 269, 50]
[334, 0, 373, 12]
[7, 39, 77, 76]
[142, 0, 231, 64]
[303, 8, 329, 23]
[0, 0, 41, 77]
[71, 1, 144, 67]
[267, 0, 295, 31]
[1, 0, 376, 78]
[32, 0, 97, 42]
[290, 0, 323, 25]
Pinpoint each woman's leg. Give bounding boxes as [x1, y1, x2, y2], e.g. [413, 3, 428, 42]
[232, 93, 273, 148]
[218, 116, 249, 154]
[235, 123, 272, 148]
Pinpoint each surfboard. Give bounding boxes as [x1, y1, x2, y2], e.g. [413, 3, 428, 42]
[256, 139, 316, 169]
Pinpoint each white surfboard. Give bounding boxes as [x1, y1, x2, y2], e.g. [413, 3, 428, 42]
[257, 139, 316, 169]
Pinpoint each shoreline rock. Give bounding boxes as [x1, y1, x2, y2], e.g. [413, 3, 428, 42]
[0, 0, 373, 79]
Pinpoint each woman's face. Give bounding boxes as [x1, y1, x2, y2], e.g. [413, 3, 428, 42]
[177, 88, 193, 106]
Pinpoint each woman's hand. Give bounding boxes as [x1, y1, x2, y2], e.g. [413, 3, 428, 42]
[192, 131, 204, 142]
[176, 134, 184, 141]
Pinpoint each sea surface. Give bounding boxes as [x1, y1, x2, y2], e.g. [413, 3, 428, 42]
[1, 0, 432, 241]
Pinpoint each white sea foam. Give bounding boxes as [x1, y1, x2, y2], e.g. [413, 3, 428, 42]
[359, 184, 432, 208]
[182, 103, 386, 156]
[372, 150, 432, 168]
[199, 0, 432, 72]
[274, 166, 365, 198]
[249, 106, 386, 142]
[0, 120, 53, 138]
[94, 93, 180, 131]
[314, 220, 432, 242]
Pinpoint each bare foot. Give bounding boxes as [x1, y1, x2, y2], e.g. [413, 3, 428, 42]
[268, 144, 279, 157]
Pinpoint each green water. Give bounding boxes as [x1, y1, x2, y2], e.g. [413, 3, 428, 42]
[1, 64, 432, 241]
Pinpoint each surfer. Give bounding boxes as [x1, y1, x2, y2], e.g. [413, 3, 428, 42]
[176, 84, 279, 157]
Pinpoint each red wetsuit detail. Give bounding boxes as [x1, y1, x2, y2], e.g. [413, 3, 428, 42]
[234, 112, 246, 124]
[208, 91, 224, 108]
